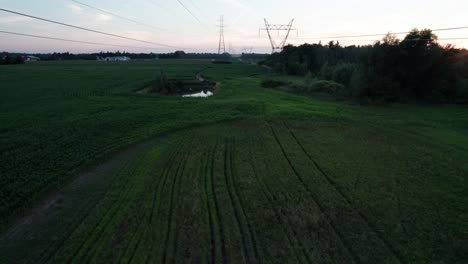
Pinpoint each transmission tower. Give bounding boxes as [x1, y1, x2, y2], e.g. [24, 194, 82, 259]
[242, 46, 253, 54]
[260, 18, 297, 53]
[217, 15, 226, 54]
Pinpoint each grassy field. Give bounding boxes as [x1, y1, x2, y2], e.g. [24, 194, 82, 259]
[0, 60, 467, 263]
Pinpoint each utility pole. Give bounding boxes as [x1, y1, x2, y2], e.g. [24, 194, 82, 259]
[217, 15, 226, 54]
[260, 18, 297, 53]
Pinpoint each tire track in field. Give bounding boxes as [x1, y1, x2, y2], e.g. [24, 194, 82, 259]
[79, 159, 150, 263]
[10, 140, 132, 209]
[126, 152, 177, 264]
[144, 139, 193, 263]
[247, 145, 310, 264]
[228, 137, 260, 263]
[223, 138, 252, 263]
[283, 122, 405, 263]
[2, 119, 237, 241]
[161, 138, 194, 264]
[36, 165, 124, 264]
[119, 143, 184, 264]
[40, 141, 161, 263]
[37, 145, 155, 263]
[9, 158, 134, 263]
[44, 160, 134, 263]
[70, 161, 139, 263]
[268, 122, 359, 264]
[37, 175, 119, 264]
[209, 140, 228, 264]
[202, 144, 217, 264]
[85, 160, 157, 263]
[148, 142, 185, 225]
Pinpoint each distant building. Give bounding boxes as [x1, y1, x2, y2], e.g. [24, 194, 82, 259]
[25, 55, 40, 62]
[97, 56, 131, 62]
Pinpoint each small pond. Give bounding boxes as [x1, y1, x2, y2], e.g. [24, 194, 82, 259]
[182, 91, 214, 98]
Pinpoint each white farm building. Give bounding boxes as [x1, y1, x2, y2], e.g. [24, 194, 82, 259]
[97, 56, 131, 62]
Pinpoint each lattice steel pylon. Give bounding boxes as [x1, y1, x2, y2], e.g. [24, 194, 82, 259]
[217, 15, 226, 54]
[260, 18, 296, 53]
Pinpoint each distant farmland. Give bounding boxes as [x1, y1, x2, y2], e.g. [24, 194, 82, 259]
[0, 60, 467, 263]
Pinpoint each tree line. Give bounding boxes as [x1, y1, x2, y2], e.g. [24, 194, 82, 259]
[262, 29, 468, 104]
[1, 50, 269, 64]
[0, 54, 25, 65]
[1, 51, 234, 61]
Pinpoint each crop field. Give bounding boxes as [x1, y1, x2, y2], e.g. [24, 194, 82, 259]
[0, 60, 467, 263]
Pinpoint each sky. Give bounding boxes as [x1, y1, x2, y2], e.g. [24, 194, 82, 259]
[0, 0, 467, 54]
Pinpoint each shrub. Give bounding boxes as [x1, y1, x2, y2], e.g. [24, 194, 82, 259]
[272, 63, 285, 74]
[286, 62, 307, 75]
[332, 63, 356, 87]
[304, 71, 315, 88]
[306, 80, 345, 96]
[261, 78, 288, 88]
[211, 60, 232, 64]
[153, 70, 170, 93]
[318, 62, 334, 80]
[456, 79, 468, 104]
[349, 66, 367, 98]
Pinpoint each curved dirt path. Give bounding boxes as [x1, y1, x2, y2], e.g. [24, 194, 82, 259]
[0, 120, 233, 243]
[0, 136, 161, 242]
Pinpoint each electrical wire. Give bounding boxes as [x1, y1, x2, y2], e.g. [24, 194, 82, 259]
[69, 0, 165, 31]
[175, 0, 206, 28]
[147, 0, 172, 13]
[0, 30, 217, 53]
[188, 0, 201, 11]
[0, 8, 182, 49]
[290, 38, 468, 42]
[297, 27, 468, 40]
[0, 30, 161, 50]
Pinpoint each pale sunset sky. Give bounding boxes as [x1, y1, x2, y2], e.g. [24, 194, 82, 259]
[0, 0, 467, 53]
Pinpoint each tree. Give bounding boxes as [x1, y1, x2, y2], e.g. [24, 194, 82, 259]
[382, 33, 399, 45]
[153, 70, 170, 94]
[174, 51, 186, 58]
[262, 28, 466, 103]
[1, 55, 24, 65]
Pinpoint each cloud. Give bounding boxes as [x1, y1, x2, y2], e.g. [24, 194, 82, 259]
[0, 16, 33, 24]
[68, 4, 83, 15]
[95, 14, 113, 22]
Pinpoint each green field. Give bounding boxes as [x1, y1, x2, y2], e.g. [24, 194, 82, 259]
[0, 60, 467, 263]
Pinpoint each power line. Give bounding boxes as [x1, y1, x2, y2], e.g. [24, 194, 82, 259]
[290, 38, 468, 42]
[6, 29, 463, 52]
[175, 0, 205, 28]
[70, 0, 165, 31]
[188, 0, 201, 11]
[0, 30, 161, 51]
[147, 0, 174, 15]
[297, 26, 468, 40]
[0, 8, 182, 49]
[435, 38, 468, 40]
